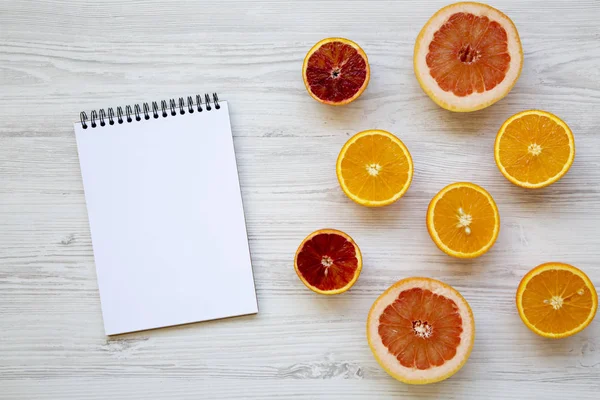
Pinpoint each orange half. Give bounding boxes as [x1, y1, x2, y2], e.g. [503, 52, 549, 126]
[427, 182, 500, 258]
[495, 110, 575, 188]
[336, 130, 413, 207]
[516, 263, 597, 338]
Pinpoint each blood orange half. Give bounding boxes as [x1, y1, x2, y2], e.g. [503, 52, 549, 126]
[367, 278, 475, 384]
[302, 38, 370, 106]
[294, 229, 362, 295]
[414, 2, 523, 112]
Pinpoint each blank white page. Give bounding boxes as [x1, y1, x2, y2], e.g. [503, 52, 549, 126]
[74, 101, 257, 335]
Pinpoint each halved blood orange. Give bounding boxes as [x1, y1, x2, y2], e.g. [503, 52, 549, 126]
[294, 229, 362, 295]
[367, 278, 475, 384]
[414, 2, 523, 112]
[302, 38, 370, 105]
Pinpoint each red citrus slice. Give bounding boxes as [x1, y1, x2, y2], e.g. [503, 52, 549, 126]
[367, 278, 475, 384]
[294, 229, 362, 295]
[414, 2, 523, 112]
[302, 38, 370, 105]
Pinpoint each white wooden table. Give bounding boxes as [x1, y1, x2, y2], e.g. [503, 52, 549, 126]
[1, 1, 599, 398]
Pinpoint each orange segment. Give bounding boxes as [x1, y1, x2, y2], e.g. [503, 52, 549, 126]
[517, 263, 597, 338]
[367, 277, 475, 384]
[302, 38, 370, 105]
[336, 130, 413, 207]
[294, 229, 362, 295]
[495, 110, 575, 188]
[427, 182, 500, 258]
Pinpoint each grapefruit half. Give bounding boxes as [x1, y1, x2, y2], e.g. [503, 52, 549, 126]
[414, 2, 523, 112]
[367, 277, 475, 384]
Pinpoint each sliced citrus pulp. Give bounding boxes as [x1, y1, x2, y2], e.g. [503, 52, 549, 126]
[427, 182, 500, 258]
[495, 110, 575, 189]
[294, 229, 362, 295]
[367, 277, 475, 384]
[336, 130, 413, 207]
[302, 38, 370, 105]
[516, 263, 597, 339]
[414, 2, 523, 112]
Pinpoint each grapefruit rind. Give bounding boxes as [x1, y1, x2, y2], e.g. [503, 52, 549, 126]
[516, 263, 598, 339]
[494, 110, 575, 189]
[414, 2, 523, 112]
[426, 182, 500, 259]
[367, 277, 475, 384]
[294, 229, 363, 295]
[336, 130, 414, 207]
[302, 37, 370, 106]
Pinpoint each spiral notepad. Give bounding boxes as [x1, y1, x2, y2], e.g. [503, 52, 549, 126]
[75, 94, 257, 335]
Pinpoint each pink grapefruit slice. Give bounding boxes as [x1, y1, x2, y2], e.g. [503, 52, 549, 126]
[414, 2, 523, 112]
[367, 277, 475, 384]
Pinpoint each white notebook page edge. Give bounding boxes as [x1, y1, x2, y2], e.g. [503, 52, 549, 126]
[74, 102, 257, 335]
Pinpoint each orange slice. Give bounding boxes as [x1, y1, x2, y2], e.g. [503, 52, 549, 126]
[516, 263, 597, 339]
[367, 277, 475, 384]
[294, 229, 362, 295]
[302, 38, 370, 105]
[427, 182, 500, 258]
[414, 2, 523, 112]
[336, 130, 413, 207]
[495, 110, 575, 189]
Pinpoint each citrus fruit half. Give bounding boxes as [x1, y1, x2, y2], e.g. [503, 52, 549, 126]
[414, 2, 523, 112]
[294, 229, 362, 295]
[516, 263, 598, 339]
[495, 110, 575, 189]
[336, 130, 413, 207]
[302, 38, 370, 105]
[367, 277, 475, 384]
[427, 182, 500, 258]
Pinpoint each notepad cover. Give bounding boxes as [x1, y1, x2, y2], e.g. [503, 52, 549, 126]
[74, 101, 257, 335]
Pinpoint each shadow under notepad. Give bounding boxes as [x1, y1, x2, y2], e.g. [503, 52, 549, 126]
[105, 312, 259, 338]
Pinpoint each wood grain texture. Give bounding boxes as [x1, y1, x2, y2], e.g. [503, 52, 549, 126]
[1, 0, 599, 398]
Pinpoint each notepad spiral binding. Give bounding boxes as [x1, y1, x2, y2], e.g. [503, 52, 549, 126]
[79, 93, 220, 129]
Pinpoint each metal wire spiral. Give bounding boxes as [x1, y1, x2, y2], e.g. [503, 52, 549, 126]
[79, 94, 220, 129]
